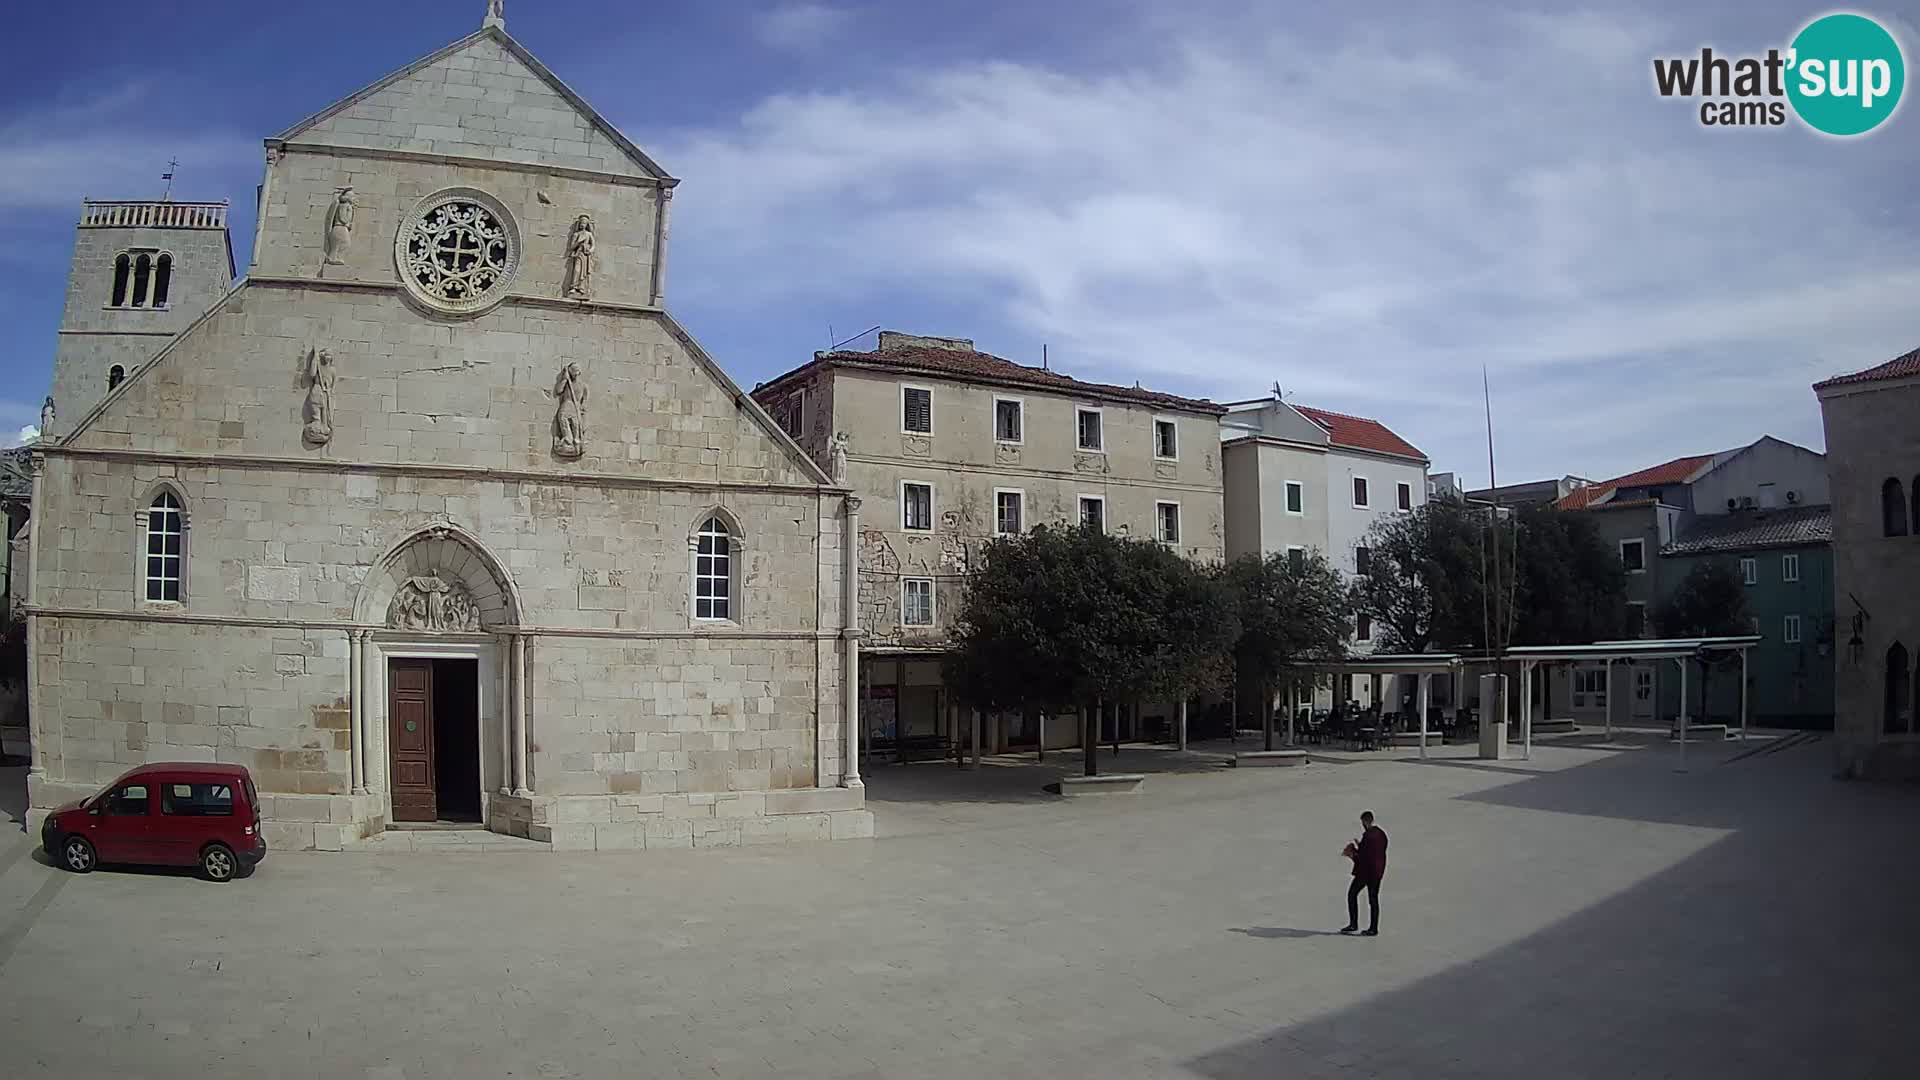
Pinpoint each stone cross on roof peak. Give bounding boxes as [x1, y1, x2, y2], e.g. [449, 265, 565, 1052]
[483, 0, 505, 30]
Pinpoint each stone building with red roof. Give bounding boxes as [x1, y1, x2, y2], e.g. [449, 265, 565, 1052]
[1815, 345, 1920, 778]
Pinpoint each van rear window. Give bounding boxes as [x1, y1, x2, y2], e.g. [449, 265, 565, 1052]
[161, 783, 235, 817]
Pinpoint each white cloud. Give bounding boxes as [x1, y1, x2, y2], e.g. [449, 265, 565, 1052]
[0, 85, 254, 212]
[660, 3, 1920, 481]
[752, 3, 850, 53]
[7, 426, 39, 449]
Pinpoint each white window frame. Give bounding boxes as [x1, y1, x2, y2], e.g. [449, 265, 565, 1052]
[1152, 416, 1179, 461]
[1619, 538, 1646, 574]
[1284, 480, 1304, 516]
[1397, 481, 1413, 512]
[1155, 500, 1182, 544]
[1078, 494, 1107, 533]
[1355, 612, 1373, 642]
[1075, 406, 1105, 453]
[1627, 601, 1648, 637]
[992, 396, 1025, 445]
[1285, 545, 1306, 575]
[900, 480, 935, 532]
[900, 384, 934, 436]
[1783, 614, 1802, 644]
[1351, 475, 1370, 509]
[138, 487, 189, 606]
[691, 513, 742, 624]
[993, 488, 1026, 537]
[901, 577, 936, 628]
[1573, 666, 1609, 709]
[1740, 557, 1758, 585]
[1781, 553, 1801, 582]
[1354, 544, 1372, 577]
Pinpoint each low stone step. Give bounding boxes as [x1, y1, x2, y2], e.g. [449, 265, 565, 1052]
[1669, 724, 1732, 743]
[1051, 773, 1146, 795]
[1235, 750, 1310, 767]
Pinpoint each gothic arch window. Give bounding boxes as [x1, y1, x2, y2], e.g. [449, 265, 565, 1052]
[108, 365, 126, 390]
[111, 254, 131, 307]
[152, 253, 173, 307]
[690, 511, 744, 623]
[1882, 477, 1908, 537]
[1888, 642, 1912, 735]
[130, 254, 153, 309]
[139, 487, 188, 604]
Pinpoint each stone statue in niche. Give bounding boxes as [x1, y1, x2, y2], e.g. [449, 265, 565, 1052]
[388, 575, 482, 633]
[302, 346, 336, 445]
[828, 432, 850, 483]
[321, 187, 356, 268]
[552, 362, 587, 459]
[564, 214, 595, 299]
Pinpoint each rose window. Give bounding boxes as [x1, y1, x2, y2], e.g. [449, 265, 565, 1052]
[394, 189, 520, 315]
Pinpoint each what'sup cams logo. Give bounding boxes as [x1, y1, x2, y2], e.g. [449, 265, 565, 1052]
[1653, 11, 1906, 135]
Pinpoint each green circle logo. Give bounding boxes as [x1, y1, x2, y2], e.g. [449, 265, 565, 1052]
[1786, 13, 1906, 136]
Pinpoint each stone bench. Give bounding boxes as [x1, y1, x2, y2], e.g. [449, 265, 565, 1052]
[1051, 773, 1147, 795]
[1669, 724, 1732, 743]
[1530, 720, 1579, 735]
[1235, 749, 1310, 767]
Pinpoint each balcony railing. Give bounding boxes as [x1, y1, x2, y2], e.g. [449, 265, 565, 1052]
[81, 200, 229, 230]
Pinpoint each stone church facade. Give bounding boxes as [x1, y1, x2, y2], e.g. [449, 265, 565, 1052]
[23, 8, 869, 849]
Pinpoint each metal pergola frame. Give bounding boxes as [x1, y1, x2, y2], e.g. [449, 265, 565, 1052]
[1500, 636, 1762, 769]
[1284, 653, 1465, 759]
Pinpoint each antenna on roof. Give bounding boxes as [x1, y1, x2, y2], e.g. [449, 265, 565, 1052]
[1271, 381, 1284, 401]
[1042, 344, 1049, 371]
[828, 325, 880, 351]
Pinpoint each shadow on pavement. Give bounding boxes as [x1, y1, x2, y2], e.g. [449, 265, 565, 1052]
[1230, 926, 1348, 940]
[1184, 741, 1920, 1079]
[863, 745, 1233, 806]
[0, 766, 26, 833]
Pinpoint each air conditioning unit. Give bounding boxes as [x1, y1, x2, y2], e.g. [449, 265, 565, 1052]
[1786, 489, 1801, 504]
[1726, 497, 1738, 511]
[1739, 496, 1755, 509]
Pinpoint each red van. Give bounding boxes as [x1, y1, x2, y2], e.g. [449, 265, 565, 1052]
[41, 763, 267, 882]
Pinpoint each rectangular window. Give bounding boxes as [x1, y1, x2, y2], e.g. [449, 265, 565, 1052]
[1781, 553, 1800, 582]
[901, 481, 933, 531]
[1574, 667, 1608, 709]
[105, 784, 150, 816]
[1156, 501, 1181, 544]
[995, 489, 1024, 536]
[1153, 418, 1178, 460]
[774, 390, 805, 438]
[1355, 613, 1372, 642]
[1354, 545, 1371, 576]
[1627, 601, 1647, 638]
[1397, 482, 1412, 511]
[994, 398, 1024, 443]
[1749, 614, 1763, 636]
[901, 386, 932, 434]
[1758, 482, 1778, 509]
[1741, 557, 1758, 585]
[1076, 407, 1104, 452]
[1620, 539, 1646, 573]
[694, 517, 733, 621]
[1352, 477, 1369, 508]
[1286, 546, 1306, 575]
[901, 578, 935, 627]
[1285, 481, 1304, 515]
[162, 782, 235, 817]
[145, 498, 184, 603]
[1078, 495, 1106, 533]
[1783, 614, 1802, 644]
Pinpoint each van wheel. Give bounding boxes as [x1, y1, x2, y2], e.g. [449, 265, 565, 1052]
[200, 843, 237, 883]
[61, 836, 97, 874]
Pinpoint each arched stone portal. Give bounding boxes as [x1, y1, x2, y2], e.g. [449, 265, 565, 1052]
[349, 524, 529, 827]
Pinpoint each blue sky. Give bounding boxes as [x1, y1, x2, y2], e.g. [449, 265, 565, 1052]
[3, 0, 1917, 485]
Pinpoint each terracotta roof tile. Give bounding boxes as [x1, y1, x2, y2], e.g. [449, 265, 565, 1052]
[1554, 454, 1717, 510]
[1289, 404, 1427, 462]
[1814, 345, 1920, 390]
[776, 345, 1226, 414]
[1663, 505, 1833, 555]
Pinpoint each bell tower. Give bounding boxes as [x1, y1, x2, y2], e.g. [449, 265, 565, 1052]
[46, 198, 236, 436]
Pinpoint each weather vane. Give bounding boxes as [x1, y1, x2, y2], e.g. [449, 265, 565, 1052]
[161, 157, 179, 201]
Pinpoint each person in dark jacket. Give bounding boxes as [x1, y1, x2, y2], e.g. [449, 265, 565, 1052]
[1341, 810, 1388, 936]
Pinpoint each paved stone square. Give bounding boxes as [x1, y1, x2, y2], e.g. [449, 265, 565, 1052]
[2, 731, 1914, 1079]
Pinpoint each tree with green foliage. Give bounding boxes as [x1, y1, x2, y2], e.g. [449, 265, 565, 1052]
[1349, 501, 1491, 652]
[1655, 559, 1752, 723]
[944, 525, 1236, 776]
[1224, 550, 1352, 749]
[1510, 506, 1630, 645]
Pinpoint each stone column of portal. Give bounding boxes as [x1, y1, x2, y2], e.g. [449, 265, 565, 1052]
[842, 496, 863, 788]
[512, 634, 531, 796]
[349, 631, 367, 794]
